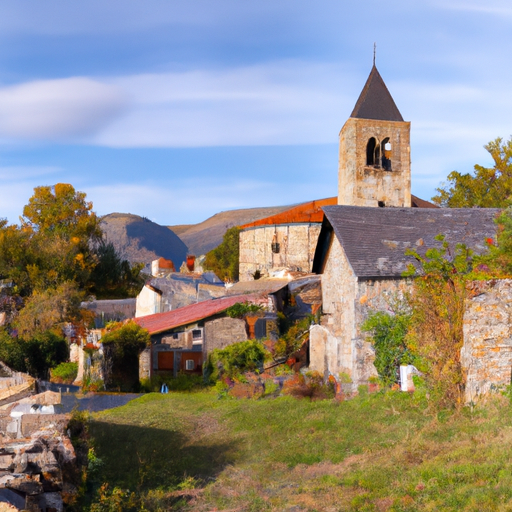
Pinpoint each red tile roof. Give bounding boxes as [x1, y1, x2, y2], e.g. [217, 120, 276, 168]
[134, 293, 265, 335]
[241, 198, 337, 229]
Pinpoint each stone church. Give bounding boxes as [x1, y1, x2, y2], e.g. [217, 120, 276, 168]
[308, 64, 498, 388]
[239, 63, 433, 281]
[239, 62, 498, 390]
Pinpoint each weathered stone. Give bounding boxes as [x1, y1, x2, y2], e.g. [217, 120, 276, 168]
[462, 279, 512, 403]
[4, 474, 43, 495]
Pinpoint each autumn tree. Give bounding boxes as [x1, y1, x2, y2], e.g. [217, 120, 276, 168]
[433, 137, 512, 207]
[19, 183, 102, 291]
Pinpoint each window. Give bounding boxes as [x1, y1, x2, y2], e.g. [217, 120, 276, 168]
[382, 137, 392, 170]
[192, 329, 202, 340]
[185, 360, 195, 371]
[366, 137, 381, 167]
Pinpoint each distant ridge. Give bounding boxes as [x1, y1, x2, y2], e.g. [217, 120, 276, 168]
[101, 213, 188, 269]
[168, 204, 295, 256]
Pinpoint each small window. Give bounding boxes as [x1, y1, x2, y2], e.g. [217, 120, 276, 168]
[172, 333, 179, 340]
[382, 137, 392, 170]
[366, 137, 376, 165]
[185, 360, 195, 371]
[192, 329, 202, 340]
[378, 201, 385, 207]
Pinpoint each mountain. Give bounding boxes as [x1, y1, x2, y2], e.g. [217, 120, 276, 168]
[168, 204, 295, 256]
[100, 213, 189, 269]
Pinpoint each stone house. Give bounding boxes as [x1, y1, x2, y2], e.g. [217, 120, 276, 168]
[134, 293, 276, 379]
[310, 205, 499, 389]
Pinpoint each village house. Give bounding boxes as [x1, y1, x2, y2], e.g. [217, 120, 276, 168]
[134, 293, 277, 379]
[135, 257, 225, 317]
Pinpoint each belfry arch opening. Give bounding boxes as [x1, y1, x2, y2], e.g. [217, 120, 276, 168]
[366, 137, 381, 167]
[382, 137, 392, 170]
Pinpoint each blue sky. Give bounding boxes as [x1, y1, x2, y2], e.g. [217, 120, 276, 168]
[0, 1, 511, 226]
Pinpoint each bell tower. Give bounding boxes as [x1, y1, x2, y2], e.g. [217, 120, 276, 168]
[338, 64, 411, 207]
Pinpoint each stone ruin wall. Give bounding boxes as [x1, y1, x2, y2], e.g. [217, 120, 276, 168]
[462, 279, 512, 402]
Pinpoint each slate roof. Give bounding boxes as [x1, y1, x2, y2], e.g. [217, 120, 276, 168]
[134, 293, 264, 335]
[351, 65, 404, 122]
[315, 206, 500, 279]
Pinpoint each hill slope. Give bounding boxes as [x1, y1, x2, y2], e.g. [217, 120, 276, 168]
[101, 213, 188, 269]
[168, 204, 295, 256]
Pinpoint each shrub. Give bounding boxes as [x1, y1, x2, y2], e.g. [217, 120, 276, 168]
[362, 308, 412, 385]
[0, 328, 69, 379]
[225, 302, 263, 318]
[51, 361, 78, 383]
[274, 316, 313, 359]
[204, 340, 268, 384]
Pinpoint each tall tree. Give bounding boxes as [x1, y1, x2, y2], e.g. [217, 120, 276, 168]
[433, 137, 512, 207]
[204, 226, 240, 282]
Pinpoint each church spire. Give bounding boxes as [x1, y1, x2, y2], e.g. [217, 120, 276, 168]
[350, 64, 403, 122]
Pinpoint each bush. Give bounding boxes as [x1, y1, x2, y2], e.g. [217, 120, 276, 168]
[274, 316, 313, 359]
[362, 309, 412, 385]
[225, 302, 263, 318]
[0, 328, 68, 379]
[204, 340, 268, 384]
[51, 361, 78, 383]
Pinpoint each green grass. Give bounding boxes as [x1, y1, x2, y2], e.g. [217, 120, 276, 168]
[84, 390, 512, 511]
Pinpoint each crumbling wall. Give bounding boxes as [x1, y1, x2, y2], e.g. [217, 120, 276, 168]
[462, 279, 512, 402]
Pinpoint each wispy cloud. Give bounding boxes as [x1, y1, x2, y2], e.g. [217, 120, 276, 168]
[0, 78, 129, 142]
[0, 166, 62, 181]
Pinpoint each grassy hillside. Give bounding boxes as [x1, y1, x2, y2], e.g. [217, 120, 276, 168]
[85, 389, 512, 511]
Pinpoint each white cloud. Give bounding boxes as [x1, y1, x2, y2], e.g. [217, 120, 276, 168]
[0, 166, 61, 181]
[0, 78, 128, 142]
[93, 61, 355, 147]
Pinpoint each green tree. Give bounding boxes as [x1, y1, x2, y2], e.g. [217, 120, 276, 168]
[0, 328, 68, 379]
[88, 241, 146, 299]
[433, 137, 512, 207]
[101, 321, 150, 392]
[204, 226, 240, 282]
[14, 282, 85, 340]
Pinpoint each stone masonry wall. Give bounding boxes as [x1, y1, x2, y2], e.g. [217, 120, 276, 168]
[203, 317, 248, 358]
[311, 236, 410, 387]
[239, 223, 321, 282]
[462, 279, 512, 402]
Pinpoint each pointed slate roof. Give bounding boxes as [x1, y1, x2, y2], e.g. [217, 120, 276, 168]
[350, 65, 404, 122]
